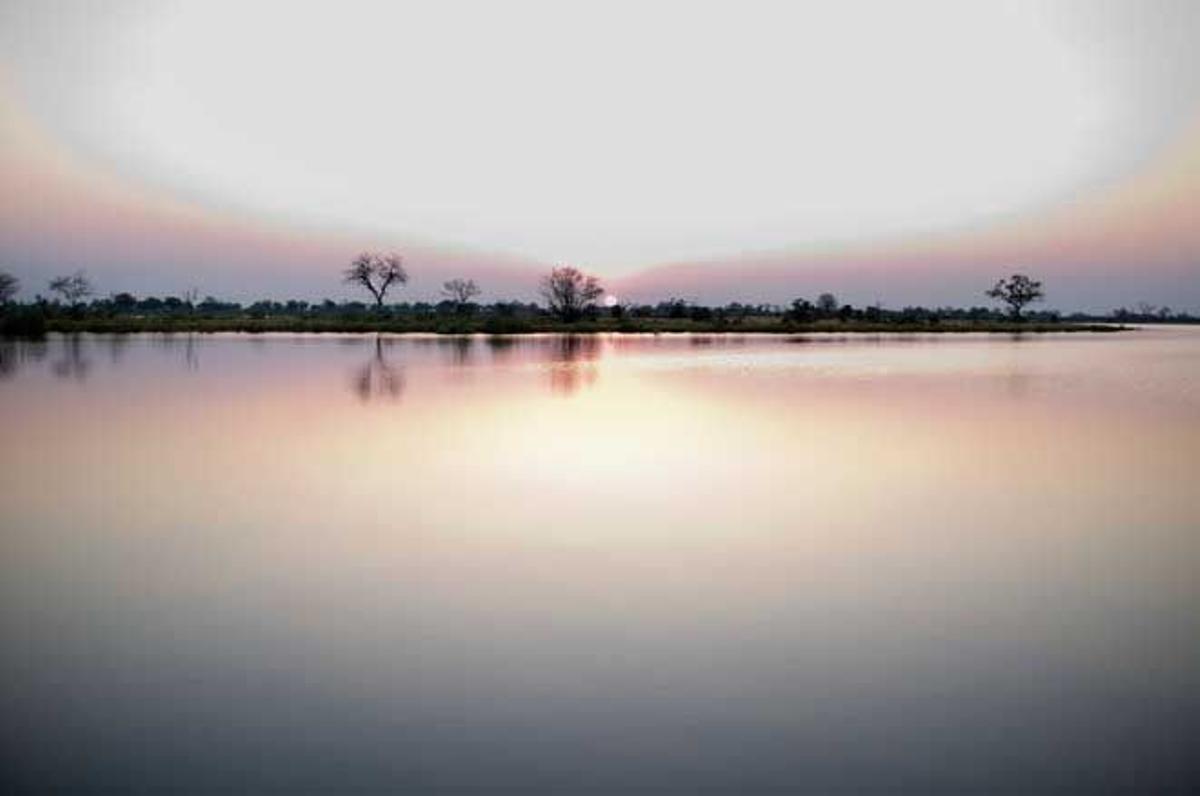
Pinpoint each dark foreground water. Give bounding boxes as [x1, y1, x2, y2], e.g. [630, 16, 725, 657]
[2, 329, 1199, 793]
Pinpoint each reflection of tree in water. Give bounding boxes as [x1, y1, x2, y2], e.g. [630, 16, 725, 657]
[485, 335, 517, 363]
[106, 334, 130, 365]
[152, 333, 200, 370]
[1002, 335, 1034, 397]
[52, 335, 91, 380]
[354, 336, 405, 401]
[546, 334, 600, 396]
[441, 336, 474, 367]
[0, 338, 48, 379]
[182, 334, 199, 370]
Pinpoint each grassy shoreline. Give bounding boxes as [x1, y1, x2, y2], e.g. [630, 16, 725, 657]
[31, 316, 1127, 335]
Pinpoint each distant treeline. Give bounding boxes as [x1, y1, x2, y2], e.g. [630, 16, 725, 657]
[0, 260, 1189, 336]
[5, 291, 1198, 321]
[0, 291, 1179, 336]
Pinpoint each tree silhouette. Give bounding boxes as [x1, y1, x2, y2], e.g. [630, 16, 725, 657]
[788, 298, 814, 323]
[0, 271, 18, 303]
[540, 266, 603, 322]
[986, 274, 1044, 319]
[344, 252, 408, 306]
[441, 278, 481, 312]
[48, 271, 93, 305]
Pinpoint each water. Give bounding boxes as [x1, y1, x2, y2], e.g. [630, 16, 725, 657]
[2, 329, 1198, 792]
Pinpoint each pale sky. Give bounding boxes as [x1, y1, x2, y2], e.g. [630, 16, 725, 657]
[1, 0, 1198, 309]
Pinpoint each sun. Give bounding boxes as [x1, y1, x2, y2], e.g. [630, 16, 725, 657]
[604, 294, 619, 308]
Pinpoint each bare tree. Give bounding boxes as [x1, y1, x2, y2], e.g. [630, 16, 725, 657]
[441, 278, 481, 311]
[986, 274, 1044, 319]
[817, 292, 838, 315]
[0, 271, 18, 303]
[48, 271, 93, 305]
[344, 251, 408, 306]
[540, 266, 604, 322]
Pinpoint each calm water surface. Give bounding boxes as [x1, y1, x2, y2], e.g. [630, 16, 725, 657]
[2, 329, 1199, 792]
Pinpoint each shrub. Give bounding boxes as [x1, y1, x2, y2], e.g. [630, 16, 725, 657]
[0, 307, 47, 337]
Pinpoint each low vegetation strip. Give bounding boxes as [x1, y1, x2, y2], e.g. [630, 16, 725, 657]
[0, 259, 1178, 337]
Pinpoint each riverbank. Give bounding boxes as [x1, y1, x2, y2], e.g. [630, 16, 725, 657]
[24, 316, 1127, 336]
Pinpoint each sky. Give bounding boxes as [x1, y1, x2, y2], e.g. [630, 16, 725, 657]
[1, 0, 1198, 310]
